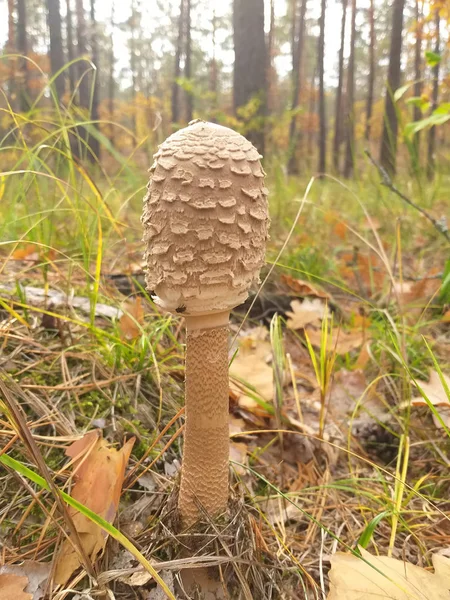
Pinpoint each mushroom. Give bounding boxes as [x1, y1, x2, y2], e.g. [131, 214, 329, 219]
[142, 120, 269, 527]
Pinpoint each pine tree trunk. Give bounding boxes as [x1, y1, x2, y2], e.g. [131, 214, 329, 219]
[66, 0, 76, 96]
[89, 0, 100, 160]
[172, 0, 185, 125]
[108, 1, 115, 144]
[7, 0, 16, 108]
[379, 0, 405, 177]
[412, 0, 422, 170]
[17, 0, 30, 111]
[288, 0, 307, 175]
[75, 0, 91, 154]
[184, 0, 193, 122]
[317, 0, 326, 174]
[365, 0, 375, 141]
[266, 0, 276, 114]
[47, 0, 65, 102]
[427, 10, 440, 179]
[332, 0, 347, 172]
[130, 0, 139, 134]
[233, 0, 266, 154]
[343, 0, 356, 178]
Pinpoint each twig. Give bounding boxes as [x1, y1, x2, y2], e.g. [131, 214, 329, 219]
[365, 149, 450, 243]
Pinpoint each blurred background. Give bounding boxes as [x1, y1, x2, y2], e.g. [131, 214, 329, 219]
[0, 0, 448, 177]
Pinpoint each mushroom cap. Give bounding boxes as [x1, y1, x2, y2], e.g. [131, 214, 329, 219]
[141, 120, 269, 316]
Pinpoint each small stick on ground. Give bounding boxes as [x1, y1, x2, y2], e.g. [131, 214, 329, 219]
[365, 149, 450, 243]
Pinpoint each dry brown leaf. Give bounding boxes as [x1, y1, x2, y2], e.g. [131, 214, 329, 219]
[280, 274, 330, 299]
[0, 574, 32, 600]
[305, 327, 365, 355]
[119, 297, 144, 340]
[328, 547, 450, 599]
[230, 442, 248, 475]
[11, 244, 40, 262]
[54, 432, 135, 585]
[411, 370, 450, 429]
[0, 562, 51, 600]
[339, 251, 385, 294]
[394, 273, 441, 309]
[229, 332, 273, 415]
[286, 298, 325, 330]
[328, 369, 385, 420]
[442, 310, 450, 323]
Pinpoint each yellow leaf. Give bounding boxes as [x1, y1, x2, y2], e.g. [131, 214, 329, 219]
[328, 547, 450, 600]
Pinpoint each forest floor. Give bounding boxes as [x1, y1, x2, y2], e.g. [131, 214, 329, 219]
[0, 140, 449, 599]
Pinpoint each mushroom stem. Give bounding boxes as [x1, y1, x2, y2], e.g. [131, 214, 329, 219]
[178, 311, 231, 527]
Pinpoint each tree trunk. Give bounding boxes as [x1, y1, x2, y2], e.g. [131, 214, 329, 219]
[46, 0, 66, 102]
[184, 0, 193, 122]
[332, 0, 347, 172]
[365, 0, 375, 140]
[7, 0, 16, 107]
[317, 0, 326, 174]
[17, 0, 30, 111]
[379, 0, 405, 177]
[89, 0, 100, 160]
[108, 1, 115, 144]
[130, 0, 139, 134]
[343, 0, 356, 178]
[66, 0, 76, 96]
[172, 0, 185, 125]
[233, 0, 266, 154]
[209, 10, 218, 109]
[266, 0, 276, 114]
[75, 0, 90, 151]
[427, 10, 440, 179]
[306, 65, 317, 169]
[412, 0, 422, 170]
[288, 0, 307, 175]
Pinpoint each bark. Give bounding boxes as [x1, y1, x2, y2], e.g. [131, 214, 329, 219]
[75, 0, 90, 152]
[288, 0, 307, 175]
[172, 0, 185, 124]
[178, 320, 230, 527]
[266, 0, 275, 114]
[379, 0, 406, 176]
[317, 0, 326, 174]
[306, 66, 317, 169]
[46, 0, 66, 102]
[343, 0, 356, 178]
[17, 0, 29, 111]
[7, 0, 15, 106]
[184, 0, 193, 122]
[108, 1, 115, 144]
[89, 0, 100, 159]
[65, 0, 76, 96]
[412, 0, 422, 168]
[427, 10, 440, 179]
[365, 0, 375, 140]
[233, 0, 266, 154]
[332, 0, 347, 172]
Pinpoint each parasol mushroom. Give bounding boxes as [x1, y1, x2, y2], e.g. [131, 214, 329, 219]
[141, 120, 269, 527]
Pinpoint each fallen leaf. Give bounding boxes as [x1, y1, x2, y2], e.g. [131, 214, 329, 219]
[229, 331, 273, 415]
[11, 244, 40, 262]
[328, 369, 385, 419]
[327, 547, 450, 599]
[442, 310, 450, 323]
[286, 298, 325, 330]
[305, 327, 365, 355]
[230, 442, 248, 475]
[54, 432, 135, 585]
[280, 274, 330, 299]
[411, 370, 450, 429]
[119, 297, 144, 340]
[0, 574, 32, 600]
[394, 271, 441, 309]
[339, 251, 385, 295]
[0, 561, 51, 600]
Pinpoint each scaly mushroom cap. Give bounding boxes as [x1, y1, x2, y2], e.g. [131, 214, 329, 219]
[142, 120, 269, 316]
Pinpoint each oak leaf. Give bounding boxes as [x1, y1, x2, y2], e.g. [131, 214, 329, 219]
[411, 370, 450, 429]
[0, 574, 32, 600]
[328, 547, 450, 599]
[54, 431, 135, 585]
[286, 298, 325, 330]
[305, 327, 365, 355]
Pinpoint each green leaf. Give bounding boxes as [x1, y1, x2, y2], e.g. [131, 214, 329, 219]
[425, 50, 441, 67]
[394, 82, 413, 103]
[405, 96, 430, 113]
[433, 103, 450, 115]
[440, 259, 450, 303]
[357, 511, 390, 548]
[0, 454, 176, 600]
